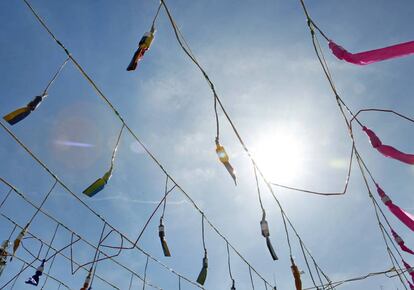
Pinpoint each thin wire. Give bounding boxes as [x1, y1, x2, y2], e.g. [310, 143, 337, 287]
[8, 224, 18, 240]
[160, 0, 220, 141]
[109, 124, 125, 171]
[201, 214, 207, 253]
[41, 253, 58, 290]
[253, 165, 265, 214]
[299, 240, 318, 289]
[303, 267, 402, 290]
[129, 273, 134, 290]
[43, 56, 70, 95]
[151, 2, 162, 31]
[249, 266, 255, 290]
[89, 251, 100, 288]
[40, 223, 60, 289]
[27, 179, 58, 225]
[314, 260, 325, 290]
[226, 242, 234, 282]
[45, 223, 60, 259]
[0, 188, 13, 209]
[160, 176, 169, 221]
[142, 256, 150, 290]
[270, 145, 354, 196]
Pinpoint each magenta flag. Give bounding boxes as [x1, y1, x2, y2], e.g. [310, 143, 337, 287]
[329, 40, 414, 65]
[409, 281, 414, 290]
[363, 126, 414, 165]
[376, 185, 414, 231]
[403, 260, 414, 283]
[391, 229, 414, 255]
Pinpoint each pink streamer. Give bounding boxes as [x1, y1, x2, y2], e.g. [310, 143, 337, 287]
[376, 185, 414, 232]
[409, 281, 414, 290]
[391, 229, 414, 255]
[403, 260, 414, 283]
[363, 126, 414, 165]
[329, 40, 414, 65]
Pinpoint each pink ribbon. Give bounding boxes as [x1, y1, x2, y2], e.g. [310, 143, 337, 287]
[329, 40, 414, 65]
[363, 126, 414, 165]
[391, 229, 414, 255]
[376, 185, 414, 232]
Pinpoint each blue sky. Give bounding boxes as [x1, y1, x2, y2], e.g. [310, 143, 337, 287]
[1, 0, 414, 289]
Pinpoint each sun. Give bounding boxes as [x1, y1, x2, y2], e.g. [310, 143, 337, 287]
[251, 128, 305, 184]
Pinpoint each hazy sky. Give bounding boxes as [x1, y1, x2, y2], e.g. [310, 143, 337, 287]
[1, 0, 414, 289]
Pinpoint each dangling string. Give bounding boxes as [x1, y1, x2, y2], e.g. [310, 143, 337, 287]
[83, 124, 125, 197]
[201, 214, 207, 255]
[254, 165, 278, 260]
[178, 276, 181, 290]
[42, 57, 70, 96]
[314, 260, 326, 290]
[253, 165, 265, 215]
[159, 176, 172, 256]
[226, 242, 235, 287]
[150, 2, 162, 32]
[160, 0, 220, 142]
[249, 266, 255, 290]
[142, 256, 149, 290]
[196, 214, 208, 285]
[160, 176, 169, 222]
[109, 124, 125, 173]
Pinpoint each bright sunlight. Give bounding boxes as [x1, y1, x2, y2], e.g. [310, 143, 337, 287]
[252, 127, 306, 184]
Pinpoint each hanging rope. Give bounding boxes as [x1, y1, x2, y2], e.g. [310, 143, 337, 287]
[3, 57, 70, 126]
[83, 124, 125, 197]
[42, 57, 70, 95]
[159, 176, 172, 257]
[150, 2, 162, 32]
[196, 214, 208, 286]
[226, 242, 235, 289]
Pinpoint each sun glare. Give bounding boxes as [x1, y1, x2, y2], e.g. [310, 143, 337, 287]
[252, 129, 305, 184]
